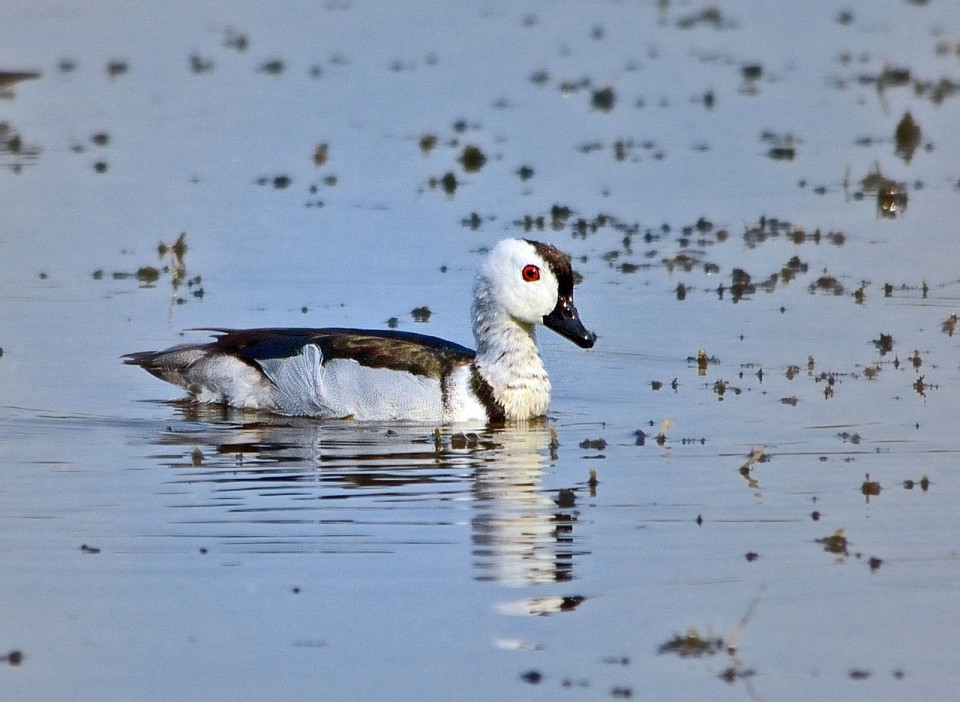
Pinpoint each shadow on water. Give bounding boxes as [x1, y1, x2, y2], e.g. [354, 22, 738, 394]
[139, 404, 589, 588]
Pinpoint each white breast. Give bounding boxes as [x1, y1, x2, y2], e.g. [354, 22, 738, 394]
[442, 365, 490, 423]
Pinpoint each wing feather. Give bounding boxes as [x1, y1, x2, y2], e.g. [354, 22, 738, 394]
[197, 327, 475, 380]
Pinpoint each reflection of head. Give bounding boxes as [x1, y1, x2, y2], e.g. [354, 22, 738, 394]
[471, 422, 581, 587]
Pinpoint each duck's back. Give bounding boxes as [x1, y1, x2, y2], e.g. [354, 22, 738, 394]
[125, 328, 480, 421]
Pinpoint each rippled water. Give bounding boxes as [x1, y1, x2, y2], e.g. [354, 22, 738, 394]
[3, 1, 960, 700]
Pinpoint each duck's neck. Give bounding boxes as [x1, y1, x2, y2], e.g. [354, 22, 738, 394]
[471, 284, 551, 420]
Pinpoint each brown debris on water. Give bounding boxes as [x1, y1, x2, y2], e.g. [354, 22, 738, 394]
[136, 267, 160, 285]
[418, 133, 437, 155]
[894, 112, 921, 163]
[861, 473, 881, 499]
[106, 60, 128, 79]
[579, 438, 607, 450]
[860, 163, 908, 218]
[224, 29, 249, 52]
[529, 68, 549, 86]
[914, 76, 960, 106]
[873, 333, 894, 355]
[519, 670, 542, 684]
[913, 375, 935, 397]
[941, 313, 957, 336]
[712, 379, 742, 399]
[108, 232, 203, 303]
[189, 53, 214, 74]
[903, 475, 931, 491]
[431, 172, 458, 195]
[313, 142, 328, 166]
[653, 419, 671, 446]
[657, 629, 724, 658]
[910, 350, 922, 369]
[676, 6, 735, 30]
[411, 306, 431, 323]
[591, 86, 616, 112]
[0, 121, 41, 172]
[2, 649, 23, 666]
[730, 268, 754, 301]
[258, 58, 285, 75]
[817, 528, 849, 556]
[809, 272, 844, 296]
[739, 448, 766, 487]
[458, 144, 486, 172]
[695, 349, 711, 374]
[762, 131, 796, 161]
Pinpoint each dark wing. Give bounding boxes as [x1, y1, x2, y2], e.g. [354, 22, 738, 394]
[199, 327, 475, 380]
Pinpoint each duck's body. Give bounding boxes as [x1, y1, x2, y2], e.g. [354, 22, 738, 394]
[125, 239, 595, 422]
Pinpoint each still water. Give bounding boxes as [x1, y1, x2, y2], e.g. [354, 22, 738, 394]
[2, 1, 960, 700]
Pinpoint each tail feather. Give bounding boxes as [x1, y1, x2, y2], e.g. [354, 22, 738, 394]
[122, 343, 211, 389]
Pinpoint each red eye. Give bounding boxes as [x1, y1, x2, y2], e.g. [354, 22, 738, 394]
[522, 264, 540, 282]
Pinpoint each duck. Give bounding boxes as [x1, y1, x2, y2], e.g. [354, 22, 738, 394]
[124, 238, 596, 422]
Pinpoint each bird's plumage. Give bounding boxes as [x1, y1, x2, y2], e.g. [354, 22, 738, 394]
[125, 239, 595, 422]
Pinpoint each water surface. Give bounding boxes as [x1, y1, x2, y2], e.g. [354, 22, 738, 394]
[2, 2, 960, 700]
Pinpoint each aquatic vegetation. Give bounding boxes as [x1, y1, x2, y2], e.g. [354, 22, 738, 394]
[189, 53, 214, 74]
[941, 314, 958, 336]
[0, 121, 40, 171]
[106, 59, 128, 78]
[894, 112, 921, 163]
[658, 630, 725, 658]
[458, 144, 486, 172]
[223, 28, 249, 52]
[591, 86, 616, 112]
[675, 6, 735, 30]
[257, 58, 284, 75]
[418, 133, 437, 154]
[761, 131, 797, 161]
[817, 528, 849, 556]
[428, 171, 457, 195]
[579, 438, 607, 450]
[1, 650, 23, 666]
[100, 232, 203, 303]
[861, 473, 882, 498]
[873, 333, 894, 355]
[312, 142, 328, 166]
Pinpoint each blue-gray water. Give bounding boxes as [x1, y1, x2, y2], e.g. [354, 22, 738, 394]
[2, 2, 960, 700]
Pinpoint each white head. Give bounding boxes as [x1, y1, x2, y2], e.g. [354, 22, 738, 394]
[476, 239, 596, 348]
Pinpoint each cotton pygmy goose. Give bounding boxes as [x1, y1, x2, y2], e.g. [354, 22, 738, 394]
[124, 238, 596, 422]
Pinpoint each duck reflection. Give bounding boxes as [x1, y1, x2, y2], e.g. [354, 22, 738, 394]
[470, 419, 581, 587]
[145, 405, 588, 590]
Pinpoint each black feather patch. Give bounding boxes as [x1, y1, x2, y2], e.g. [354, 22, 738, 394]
[470, 365, 506, 422]
[526, 240, 575, 298]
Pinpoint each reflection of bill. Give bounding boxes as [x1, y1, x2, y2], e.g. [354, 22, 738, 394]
[470, 421, 585, 590]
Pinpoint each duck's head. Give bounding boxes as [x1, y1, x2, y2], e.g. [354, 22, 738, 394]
[479, 238, 596, 349]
